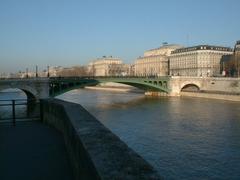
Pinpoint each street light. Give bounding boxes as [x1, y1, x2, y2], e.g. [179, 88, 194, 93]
[47, 66, 50, 78]
[26, 68, 29, 78]
[36, 65, 38, 78]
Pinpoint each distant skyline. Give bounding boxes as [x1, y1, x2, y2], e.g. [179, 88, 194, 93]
[0, 0, 239, 73]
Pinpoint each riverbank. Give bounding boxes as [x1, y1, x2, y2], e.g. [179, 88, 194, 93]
[180, 91, 240, 101]
[86, 87, 240, 101]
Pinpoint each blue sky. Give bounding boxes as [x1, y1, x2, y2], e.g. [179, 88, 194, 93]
[0, 0, 239, 73]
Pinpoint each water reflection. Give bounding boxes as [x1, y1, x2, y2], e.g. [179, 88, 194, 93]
[58, 89, 240, 179]
[0, 89, 27, 120]
[0, 89, 39, 121]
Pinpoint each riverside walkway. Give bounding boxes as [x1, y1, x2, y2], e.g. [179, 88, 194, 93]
[0, 121, 73, 180]
[0, 99, 162, 179]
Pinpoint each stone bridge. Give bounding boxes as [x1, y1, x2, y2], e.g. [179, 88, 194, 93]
[0, 78, 50, 100]
[0, 77, 239, 100]
[169, 76, 240, 96]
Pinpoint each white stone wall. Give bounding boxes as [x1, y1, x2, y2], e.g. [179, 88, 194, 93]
[170, 48, 233, 77]
[134, 44, 182, 76]
[144, 44, 183, 56]
[134, 55, 168, 76]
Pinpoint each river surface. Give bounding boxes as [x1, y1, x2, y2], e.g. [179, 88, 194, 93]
[57, 89, 240, 179]
[1, 89, 240, 179]
[0, 90, 27, 120]
[0, 90, 39, 120]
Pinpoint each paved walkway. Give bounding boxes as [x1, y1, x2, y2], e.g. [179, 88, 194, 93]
[0, 121, 73, 180]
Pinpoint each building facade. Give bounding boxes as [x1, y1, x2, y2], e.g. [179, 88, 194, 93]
[134, 44, 183, 77]
[128, 64, 135, 76]
[170, 45, 233, 77]
[234, 40, 240, 76]
[88, 56, 127, 76]
[220, 40, 240, 77]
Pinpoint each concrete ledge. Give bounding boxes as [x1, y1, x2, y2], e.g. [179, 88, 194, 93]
[41, 98, 162, 179]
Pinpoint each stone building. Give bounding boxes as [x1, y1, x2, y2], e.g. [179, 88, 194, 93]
[220, 40, 240, 77]
[234, 40, 240, 76]
[88, 56, 127, 76]
[134, 44, 183, 77]
[128, 64, 135, 76]
[169, 45, 233, 77]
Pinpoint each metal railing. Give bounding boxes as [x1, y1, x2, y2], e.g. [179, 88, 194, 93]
[0, 99, 40, 126]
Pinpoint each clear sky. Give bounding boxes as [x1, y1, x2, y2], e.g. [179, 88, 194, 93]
[0, 0, 239, 73]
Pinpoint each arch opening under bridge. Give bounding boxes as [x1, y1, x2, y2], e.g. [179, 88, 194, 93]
[0, 88, 39, 121]
[95, 78, 170, 93]
[181, 83, 200, 92]
[0, 87, 37, 101]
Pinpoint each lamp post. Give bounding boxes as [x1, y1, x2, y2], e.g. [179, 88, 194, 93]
[36, 65, 38, 78]
[26, 68, 29, 78]
[47, 66, 50, 78]
[237, 53, 239, 77]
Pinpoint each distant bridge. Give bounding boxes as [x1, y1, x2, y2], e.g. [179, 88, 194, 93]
[0, 76, 239, 100]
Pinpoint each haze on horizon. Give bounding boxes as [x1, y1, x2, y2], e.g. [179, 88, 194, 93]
[0, 0, 239, 73]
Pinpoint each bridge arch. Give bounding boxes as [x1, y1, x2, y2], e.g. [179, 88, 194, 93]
[49, 78, 170, 97]
[0, 85, 38, 100]
[180, 82, 201, 92]
[96, 79, 169, 93]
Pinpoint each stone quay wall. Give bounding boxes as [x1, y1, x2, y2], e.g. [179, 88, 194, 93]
[40, 98, 161, 180]
[180, 92, 240, 101]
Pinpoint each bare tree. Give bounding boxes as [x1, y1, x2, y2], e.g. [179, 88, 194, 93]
[56, 66, 89, 77]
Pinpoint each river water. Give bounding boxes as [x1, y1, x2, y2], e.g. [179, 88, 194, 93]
[57, 89, 240, 179]
[0, 90, 27, 120]
[1, 88, 240, 179]
[0, 90, 39, 120]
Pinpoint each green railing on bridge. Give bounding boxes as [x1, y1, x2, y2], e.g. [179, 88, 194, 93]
[49, 77, 98, 97]
[49, 76, 171, 97]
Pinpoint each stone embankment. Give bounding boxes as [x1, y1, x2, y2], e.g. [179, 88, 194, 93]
[180, 91, 240, 101]
[87, 81, 240, 101]
[40, 98, 162, 180]
[145, 90, 240, 101]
